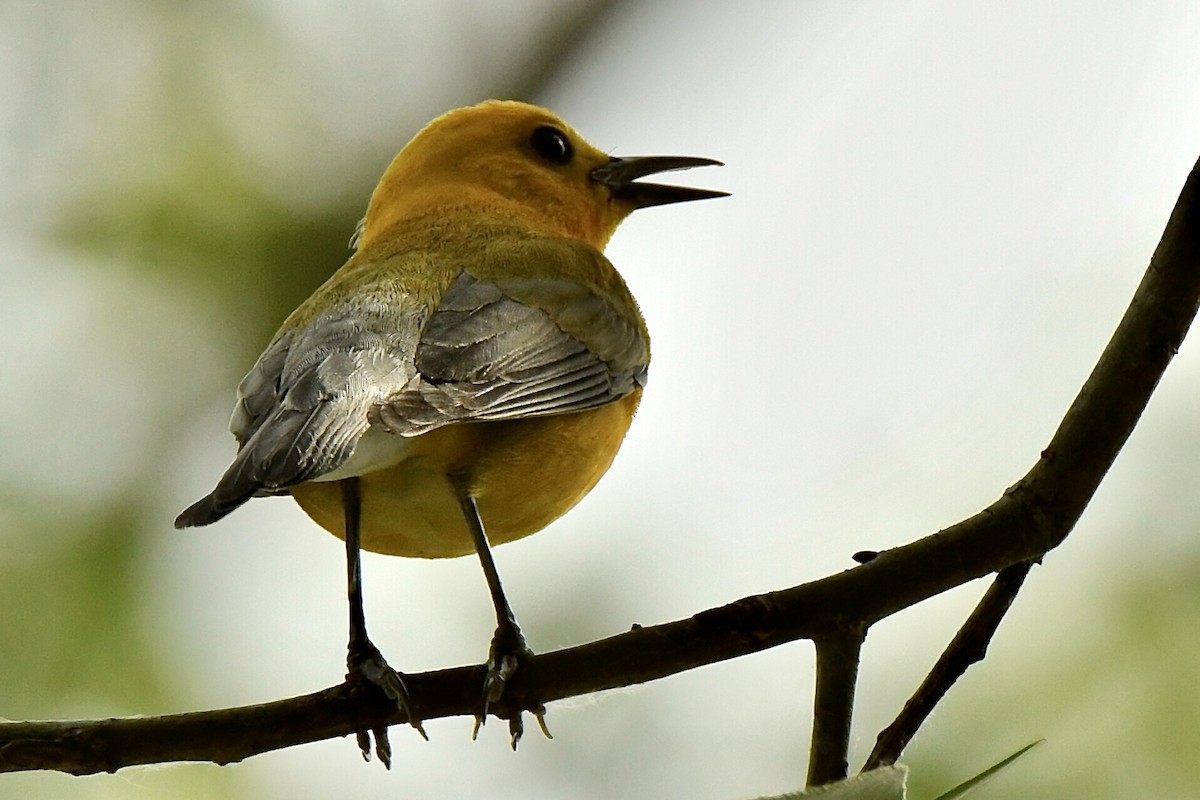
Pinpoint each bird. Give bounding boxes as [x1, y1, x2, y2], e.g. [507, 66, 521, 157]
[175, 99, 726, 762]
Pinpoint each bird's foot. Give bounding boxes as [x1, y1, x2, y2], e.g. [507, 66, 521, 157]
[472, 621, 552, 749]
[346, 639, 427, 768]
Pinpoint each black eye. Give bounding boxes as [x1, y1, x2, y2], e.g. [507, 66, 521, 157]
[530, 125, 573, 165]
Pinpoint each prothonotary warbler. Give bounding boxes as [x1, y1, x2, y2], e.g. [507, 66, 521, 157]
[176, 100, 726, 761]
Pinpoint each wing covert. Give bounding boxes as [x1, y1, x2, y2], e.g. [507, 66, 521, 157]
[376, 270, 649, 437]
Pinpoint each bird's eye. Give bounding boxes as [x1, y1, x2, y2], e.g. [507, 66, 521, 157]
[530, 125, 573, 165]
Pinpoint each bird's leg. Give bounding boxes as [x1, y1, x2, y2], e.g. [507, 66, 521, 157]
[342, 477, 426, 766]
[460, 494, 550, 748]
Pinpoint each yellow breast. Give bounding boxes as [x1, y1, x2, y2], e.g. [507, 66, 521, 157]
[289, 390, 641, 558]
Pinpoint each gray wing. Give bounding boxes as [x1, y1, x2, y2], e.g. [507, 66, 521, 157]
[376, 270, 648, 436]
[175, 300, 420, 527]
[175, 268, 648, 529]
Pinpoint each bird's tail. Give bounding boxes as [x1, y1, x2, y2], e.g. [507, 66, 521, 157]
[174, 455, 263, 528]
[175, 389, 359, 529]
[174, 483, 257, 529]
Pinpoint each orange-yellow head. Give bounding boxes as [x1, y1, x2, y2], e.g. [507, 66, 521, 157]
[357, 100, 726, 252]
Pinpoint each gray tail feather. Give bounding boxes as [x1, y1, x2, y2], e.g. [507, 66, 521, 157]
[174, 459, 262, 528]
[176, 404, 336, 529]
[174, 485, 257, 528]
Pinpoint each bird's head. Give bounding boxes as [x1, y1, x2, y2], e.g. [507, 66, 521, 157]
[358, 100, 726, 251]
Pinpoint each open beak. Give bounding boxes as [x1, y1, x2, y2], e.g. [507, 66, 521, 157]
[591, 155, 728, 208]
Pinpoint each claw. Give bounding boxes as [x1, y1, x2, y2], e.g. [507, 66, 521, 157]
[532, 705, 552, 740]
[354, 724, 393, 768]
[346, 642, 427, 766]
[355, 647, 428, 739]
[471, 623, 554, 746]
[508, 713, 524, 750]
[350, 707, 394, 769]
[478, 620, 532, 727]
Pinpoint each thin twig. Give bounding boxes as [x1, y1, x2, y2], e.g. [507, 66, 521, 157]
[862, 560, 1034, 771]
[807, 627, 865, 787]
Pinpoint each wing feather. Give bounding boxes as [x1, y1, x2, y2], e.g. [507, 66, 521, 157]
[175, 301, 419, 527]
[376, 270, 649, 437]
[177, 246, 650, 529]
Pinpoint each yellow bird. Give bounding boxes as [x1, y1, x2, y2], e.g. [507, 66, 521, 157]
[176, 100, 725, 759]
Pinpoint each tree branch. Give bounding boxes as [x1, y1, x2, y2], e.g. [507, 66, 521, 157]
[863, 560, 1034, 771]
[807, 627, 865, 787]
[3, 155, 1198, 776]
